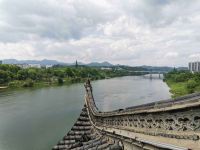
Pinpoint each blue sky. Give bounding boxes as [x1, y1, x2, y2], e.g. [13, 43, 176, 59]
[0, 0, 200, 66]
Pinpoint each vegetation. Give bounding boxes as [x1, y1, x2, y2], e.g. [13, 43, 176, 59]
[0, 64, 145, 89]
[164, 70, 200, 98]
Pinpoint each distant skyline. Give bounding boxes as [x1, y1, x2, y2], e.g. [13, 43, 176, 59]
[0, 0, 200, 67]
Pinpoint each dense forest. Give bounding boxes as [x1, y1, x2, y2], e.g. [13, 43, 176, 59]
[164, 70, 200, 97]
[0, 64, 144, 88]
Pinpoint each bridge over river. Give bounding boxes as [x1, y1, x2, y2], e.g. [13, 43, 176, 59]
[53, 80, 200, 150]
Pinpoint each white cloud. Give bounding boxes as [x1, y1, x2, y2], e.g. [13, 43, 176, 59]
[165, 52, 179, 58]
[0, 42, 36, 59]
[0, 0, 200, 66]
[189, 53, 200, 60]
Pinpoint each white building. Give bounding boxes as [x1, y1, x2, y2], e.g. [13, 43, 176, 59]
[100, 67, 112, 70]
[45, 65, 53, 68]
[16, 64, 42, 69]
[29, 64, 41, 68]
[16, 64, 30, 69]
[189, 62, 200, 72]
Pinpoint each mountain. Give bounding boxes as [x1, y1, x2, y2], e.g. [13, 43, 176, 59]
[2, 59, 113, 67]
[177, 67, 188, 71]
[3, 59, 19, 64]
[139, 65, 174, 72]
[3, 59, 67, 65]
[2, 59, 186, 71]
[87, 61, 113, 67]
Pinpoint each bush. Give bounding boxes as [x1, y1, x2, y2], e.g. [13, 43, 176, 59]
[57, 78, 64, 85]
[8, 81, 22, 87]
[187, 79, 197, 89]
[0, 70, 10, 84]
[186, 79, 198, 93]
[23, 79, 34, 87]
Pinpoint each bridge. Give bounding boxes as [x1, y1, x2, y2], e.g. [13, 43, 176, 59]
[132, 71, 168, 74]
[53, 80, 200, 150]
[133, 71, 166, 79]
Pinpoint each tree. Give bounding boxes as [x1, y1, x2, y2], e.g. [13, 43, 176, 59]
[193, 73, 200, 83]
[0, 70, 10, 84]
[17, 70, 28, 80]
[58, 78, 64, 85]
[53, 70, 64, 78]
[28, 69, 37, 80]
[79, 69, 89, 78]
[23, 79, 34, 87]
[186, 79, 197, 93]
[65, 68, 74, 77]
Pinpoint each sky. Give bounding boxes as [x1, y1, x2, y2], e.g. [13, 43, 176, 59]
[0, 0, 200, 66]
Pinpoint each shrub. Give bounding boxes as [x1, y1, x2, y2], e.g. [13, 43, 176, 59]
[57, 78, 64, 85]
[187, 79, 197, 89]
[8, 81, 22, 87]
[186, 79, 198, 93]
[23, 79, 34, 87]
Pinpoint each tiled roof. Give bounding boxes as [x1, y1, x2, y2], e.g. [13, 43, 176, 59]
[53, 105, 122, 150]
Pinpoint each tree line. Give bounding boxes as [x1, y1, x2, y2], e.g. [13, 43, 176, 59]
[0, 64, 143, 88]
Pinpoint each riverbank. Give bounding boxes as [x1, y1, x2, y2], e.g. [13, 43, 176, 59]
[164, 70, 200, 98]
[4, 77, 102, 89]
[165, 80, 190, 98]
[0, 64, 145, 90]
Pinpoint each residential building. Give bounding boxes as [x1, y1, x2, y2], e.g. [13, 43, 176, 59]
[29, 64, 41, 68]
[100, 67, 112, 70]
[45, 65, 53, 68]
[189, 62, 200, 72]
[16, 64, 42, 69]
[16, 64, 30, 69]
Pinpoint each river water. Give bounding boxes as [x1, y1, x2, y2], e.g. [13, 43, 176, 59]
[0, 75, 171, 150]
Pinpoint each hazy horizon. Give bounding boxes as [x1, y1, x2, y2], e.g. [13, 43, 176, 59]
[0, 0, 200, 67]
[1, 58, 189, 67]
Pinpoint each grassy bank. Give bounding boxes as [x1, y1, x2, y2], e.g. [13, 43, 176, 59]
[0, 64, 145, 89]
[164, 70, 200, 98]
[165, 80, 190, 98]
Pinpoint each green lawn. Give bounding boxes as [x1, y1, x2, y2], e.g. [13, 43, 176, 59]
[166, 80, 188, 98]
[166, 80, 200, 98]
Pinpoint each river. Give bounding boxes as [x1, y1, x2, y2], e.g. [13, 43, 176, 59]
[0, 75, 171, 150]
